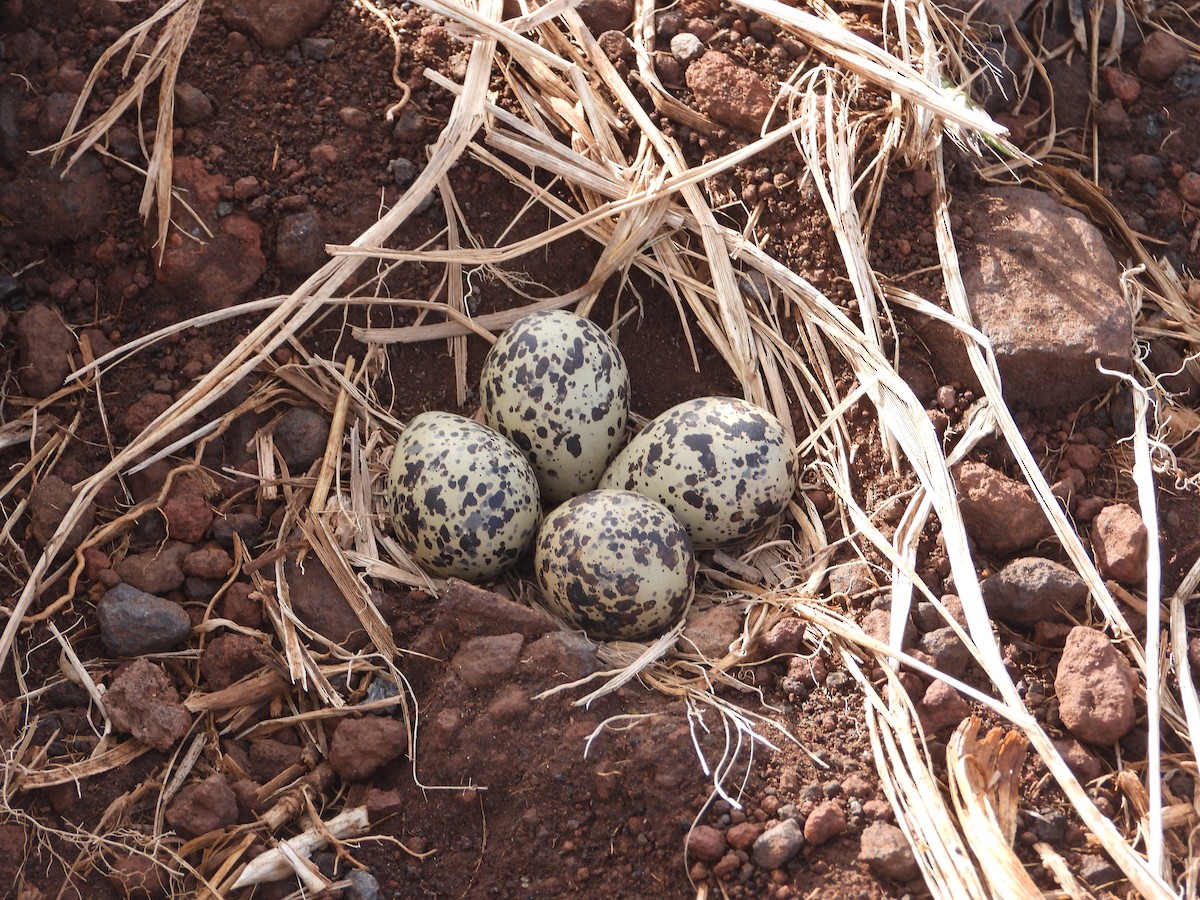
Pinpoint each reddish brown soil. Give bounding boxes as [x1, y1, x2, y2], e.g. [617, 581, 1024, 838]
[2, 1, 1199, 899]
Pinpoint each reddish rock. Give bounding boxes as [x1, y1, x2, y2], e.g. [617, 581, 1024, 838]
[328, 716, 407, 781]
[757, 616, 806, 656]
[920, 680, 970, 733]
[413, 579, 554, 657]
[183, 545, 233, 580]
[366, 787, 404, 823]
[726, 821, 765, 850]
[0, 154, 113, 244]
[451, 633, 525, 688]
[1055, 626, 1137, 745]
[28, 474, 94, 556]
[680, 604, 741, 659]
[1179, 172, 1200, 205]
[919, 187, 1131, 409]
[685, 51, 773, 133]
[485, 684, 532, 724]
[285, 551, 368, 649]
[1063, 443, 1102, 472]
[1091, 503, 1148, 584]
[163, 475, 213, 543]
[1094, 98, 1130, 136]
[686, 824, 728, 863]
[248, 738, 304, 780]
[173, 83, 214, 125]
[104, 658, 192, 751]
[221, 0, 336, 51]
[16, 304, 76, 399]
[200, 633, 262, 690]
[842, 772, 873, 799]
[863, 607, 915, 648]
[1138, 31, 1188, 82]
[522, 631, 597, 680]
[221, 582, 263, 628]
[803, 800, 847, 846]
[954, 461, 1051, 555]
[107, 852, 168, 899]
[1053, 737, 1103, 781]
[83, 547, 112, 580]
[1100, 67, 1141, 103]
[155, 212, 266, 310]
[165, 774, 239, 838]
[123, 392, 173, 437]
[114, 542, 190, 595]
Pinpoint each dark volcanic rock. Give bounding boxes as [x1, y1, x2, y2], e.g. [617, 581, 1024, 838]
[97, 583, 191, 656]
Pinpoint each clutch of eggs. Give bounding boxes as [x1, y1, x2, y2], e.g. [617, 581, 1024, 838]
[480, 310, 629, 506]
[534, 489, 696, 641]
[599, 396, 797, 549]
[385, 411, 541, 580]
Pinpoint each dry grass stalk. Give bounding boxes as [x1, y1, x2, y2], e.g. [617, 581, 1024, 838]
[7, 0, 1194, 894]
[945, 720, 1039, 897]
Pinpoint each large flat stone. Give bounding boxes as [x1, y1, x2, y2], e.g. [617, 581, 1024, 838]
[918, 186, 1132, 410]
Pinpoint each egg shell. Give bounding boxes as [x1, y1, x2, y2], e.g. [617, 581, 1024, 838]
[598, 397, 797, 549]
[480, 310, 630, 506]
[385, 411, 541, 580]
[534, 490, 696, 642]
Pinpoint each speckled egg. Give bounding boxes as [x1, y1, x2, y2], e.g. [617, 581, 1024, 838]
[598, 397, 797, 549]
[480, 310, 630, 506]
[385, 411, 541, 580]
[534, 490, 696, 641]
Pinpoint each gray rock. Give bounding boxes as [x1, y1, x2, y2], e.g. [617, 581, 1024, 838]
[670, 32, 704, 63]
[936, 0, 1033, 31]
[97, 584, 191, 656]
[300, 37, 335, 61]
[275, 210, 327, 276]
[752, 818, 805, 869]
[275, 407, 330, 472]
[981, 557, 1088, 625]
[173, 83, 214, 126]
[346, 870, 384, 900]
[859, 821, 920, 882]
[916, 626, 971, 677]
[1078, 853, 1121, 886]
[918, 187, 1131, 410]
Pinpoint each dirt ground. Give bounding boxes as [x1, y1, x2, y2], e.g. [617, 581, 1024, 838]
[2, 0, 1200, 898]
